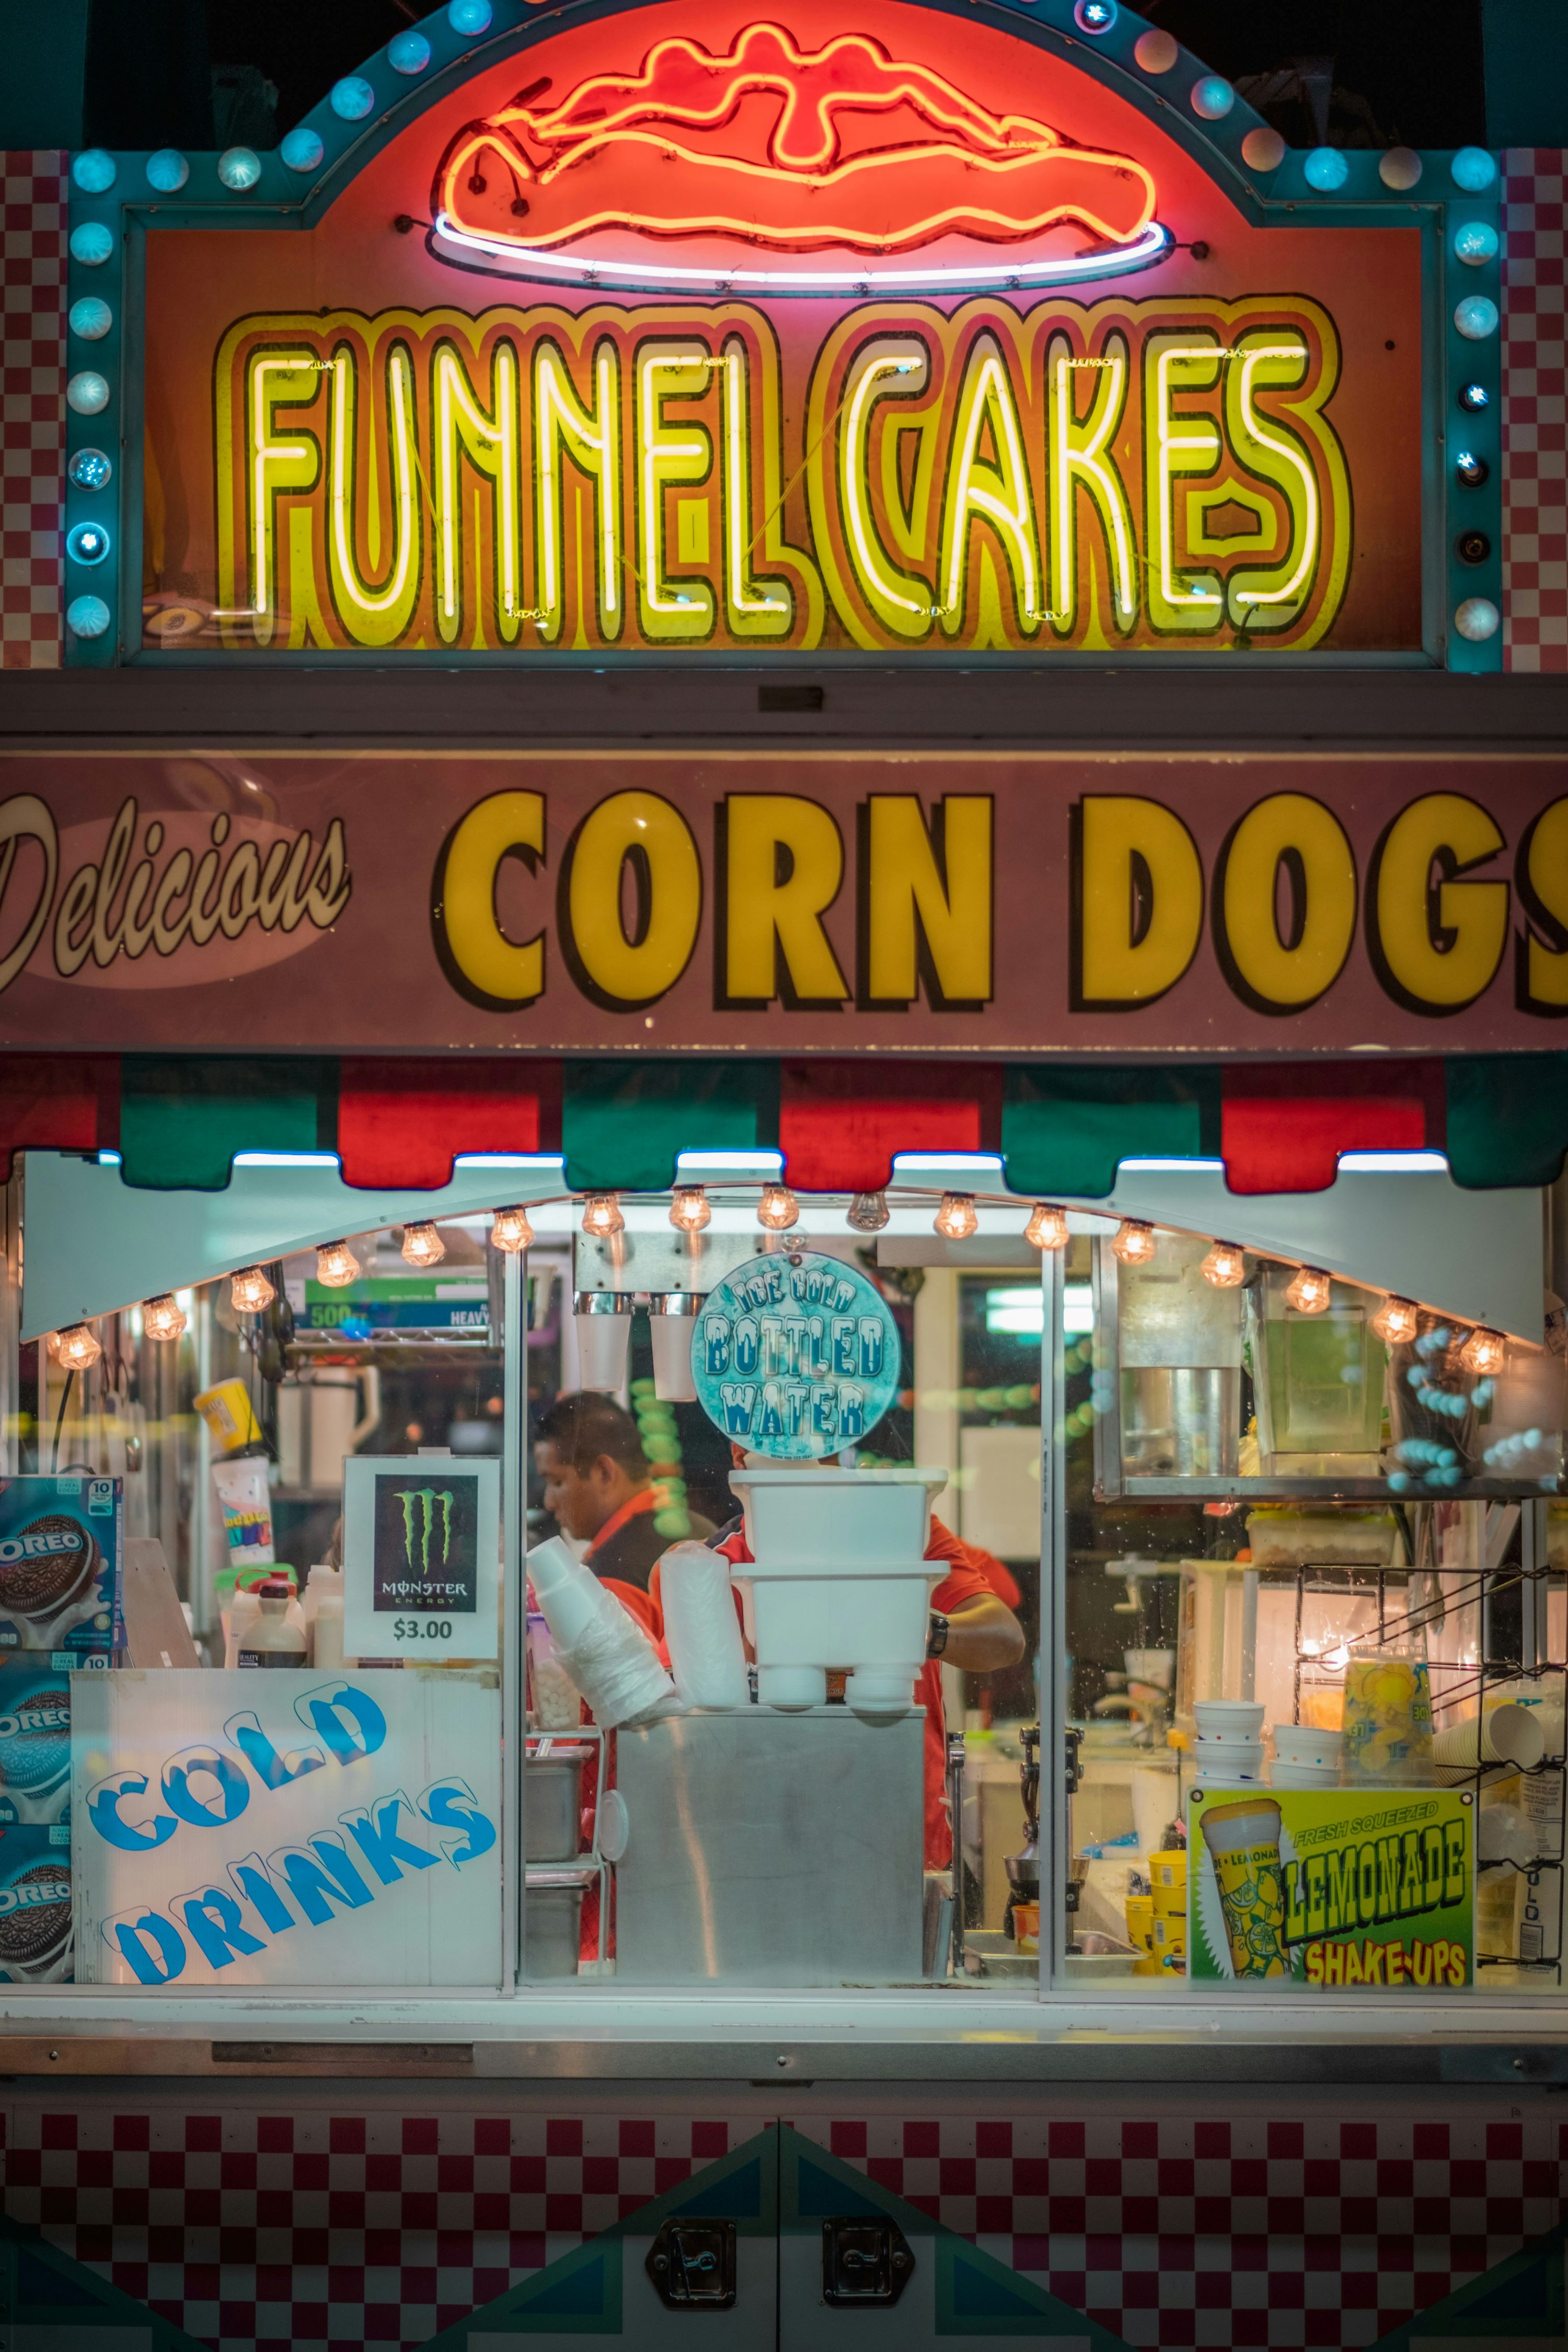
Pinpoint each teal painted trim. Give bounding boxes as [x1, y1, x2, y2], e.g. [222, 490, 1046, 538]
[419, 2127, 779, 2345]
[0, 2204, 212, 2347]
[1369, 2218, 1567, 2343]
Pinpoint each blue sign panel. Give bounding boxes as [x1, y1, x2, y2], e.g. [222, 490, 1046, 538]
[692, 1251, 901, 1461]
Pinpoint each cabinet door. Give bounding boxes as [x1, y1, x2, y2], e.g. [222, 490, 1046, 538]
[777, 2127, 1130, 2349]
[431, 2129, 778, 2348]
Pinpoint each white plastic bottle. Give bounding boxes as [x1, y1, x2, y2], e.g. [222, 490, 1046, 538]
[303, 1565, 344, 1663]
[238, 1579, 307, 1668]
[225, 1580, 262, 1669]
[312, 1589, 346, 1670]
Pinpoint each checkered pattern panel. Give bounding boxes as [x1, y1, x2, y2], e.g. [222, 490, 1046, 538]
[2, 2108, 741, 2352]
[800, 2113, 1566, 2350]
[1504, 148, 1568, 672]
[1, 150, 63, 671]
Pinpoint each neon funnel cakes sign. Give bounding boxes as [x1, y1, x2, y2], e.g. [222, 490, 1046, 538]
[431, 21, 1170, 293]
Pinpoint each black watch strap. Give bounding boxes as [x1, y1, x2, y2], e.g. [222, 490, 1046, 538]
[926, 1611, 950, 1659]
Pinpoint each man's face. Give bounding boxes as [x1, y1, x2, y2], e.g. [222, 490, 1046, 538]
[536, 1439, 606, 1540]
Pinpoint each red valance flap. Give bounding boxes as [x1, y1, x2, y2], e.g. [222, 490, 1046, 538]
[0, 1056, 119, 1179]
[1220, 1062, 1445, 1196]
[337, 1059, 563, 1190]
[779, 1061, 1001, 1192]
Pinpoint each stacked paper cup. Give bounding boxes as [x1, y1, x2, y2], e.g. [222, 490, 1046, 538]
[1271, 1724, 1343, 1789]
[1193, 1700, 1265, 1783]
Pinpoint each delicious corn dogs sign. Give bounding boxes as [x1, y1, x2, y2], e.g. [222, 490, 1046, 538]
[3, 752, 1568, 1052]
[138, 0, 1422, 657]
[1189, 1788, 1475, 1992]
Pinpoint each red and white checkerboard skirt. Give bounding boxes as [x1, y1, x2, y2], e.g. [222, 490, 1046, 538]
[1, 149, 63, 671]
[1505, 147, 1568, 672]
[1, 2099, 1563, 2352]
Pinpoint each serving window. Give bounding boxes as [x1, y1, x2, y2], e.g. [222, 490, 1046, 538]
[6, 1154, 1563, 2011]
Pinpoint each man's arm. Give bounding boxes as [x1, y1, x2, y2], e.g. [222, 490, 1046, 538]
[941, 1590, 1025, 1673]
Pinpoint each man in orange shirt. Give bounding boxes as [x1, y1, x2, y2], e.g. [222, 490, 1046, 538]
[533, 1393, 671, 1633]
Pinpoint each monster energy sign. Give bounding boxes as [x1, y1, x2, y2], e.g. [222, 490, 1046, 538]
[342, 1456, 501, 1664]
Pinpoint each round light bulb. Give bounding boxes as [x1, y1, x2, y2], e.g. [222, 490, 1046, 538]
[1133, 26, 1177, 71]
[401, 1221, 446, 1268]
[280, 126, 325, 172]
[72, 149, 117, 194]
[66, 521, 110, 567]
[757, 1183, 800, 1232]
[54, 1322, 102, 1371]
[1191, 75, 1234, 120]
[70, 222, 113, 267]
[387, 29, 431, 73]
[68, 447, 112, 491]
[66, 372, 109, 416]
[581, 1193, 625, 1239]
[669, 1186, 711, 1233]
[490, 1205, 534, 1252]
[1372, 1295, 1420, 1346]
[1455, 596, 1500, 642]
[847, 1191, 891, 1233]
[316, 1238, 361, 1288]
[230, 1264, 275, 1313]
[1461, 1326, 1506, 1376]
[1025, 1202, 1069, 1251]
[216, 146, 262, 191]
[1304, 145, 1350, 191]
[142, 1293, 187, 1343]
[1455, 294, 1500, 341]
[1111, 1219, 1157, 1266]
[935, 1192, 978, 1240]
[1242, 127, 1286, 172]
[68, 296, 112, 341]
[330, 75, 376, 120]
[65, 595, 111, 641]
[1454, 220, 1500, 267]
[1285, 1266, 1333, 1315]
[1451, 146, 1498, 193]
[1201, 1240, 1247, 1288]
[1379, 146, 1422, 191]
[145, 147, 190, 192]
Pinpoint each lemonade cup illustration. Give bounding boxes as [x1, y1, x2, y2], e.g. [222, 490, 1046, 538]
[1200, 1798, 1289, 1979]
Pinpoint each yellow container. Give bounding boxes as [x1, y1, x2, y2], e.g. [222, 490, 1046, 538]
[1132, 1953, 1163, 1977]
[1153, 1911, 1186, 1956]
[1013, 1900, 1039, 1954]
[1125, 1895, 1155, 1954]
[194, 1377, 263, 1455]
[1150, 1849, 1187, 1896]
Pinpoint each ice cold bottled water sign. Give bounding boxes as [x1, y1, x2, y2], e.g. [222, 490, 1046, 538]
[693, 1251, 901, 1460]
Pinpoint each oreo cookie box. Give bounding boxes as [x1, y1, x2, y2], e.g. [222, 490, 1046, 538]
[0, 1661, 74, 1824]
[0, 1477, 121, 1660]
[0, 1823, 72, 1983]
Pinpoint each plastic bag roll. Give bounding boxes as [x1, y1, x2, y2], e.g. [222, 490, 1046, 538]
[660, 1541, 749, 1710]
[526, 1538, 681, 1728]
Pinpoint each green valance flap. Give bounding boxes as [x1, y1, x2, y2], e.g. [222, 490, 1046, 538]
[119, 1058, 338, 1191]
[562, 1058, 781, 1192]
[1001, 1065, 1222, 1198]
[1444, 1054, 1568, 1189]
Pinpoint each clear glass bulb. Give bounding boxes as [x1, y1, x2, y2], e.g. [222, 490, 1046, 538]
[1201, 1241, 1246, 1288]
[490, 1205, 534, 1253]
[401, 1221, 446, 1268]
[847, 1191, 890, 1233]
[54, 1322, 102, 1371]
[581, 1193, 625, 1238]
[1024, 1202, 1069, 1251]
[142, 1293, 187, 1343]
[1372, 1295, 1420, 1346]
[1461, 1325, 1506, 1376]
[934, 1192, 978, 1240]
[669, 1186, 711, 1233]
[230, 1264, 275, 1313]
[316, 1238, 361, 1288]
[1111, 1219, 1157, 1266]
[757, 1183, 799, 1231]
[1285, 1265, 1332, 1315]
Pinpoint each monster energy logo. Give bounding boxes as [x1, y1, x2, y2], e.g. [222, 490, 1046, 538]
[397, 1488, 454, 1575]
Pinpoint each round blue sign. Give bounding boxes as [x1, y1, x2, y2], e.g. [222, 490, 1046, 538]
[692, 1249, 902, 1460]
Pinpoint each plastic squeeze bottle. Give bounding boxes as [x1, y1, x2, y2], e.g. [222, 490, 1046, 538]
[238, 1578, 307, 1668]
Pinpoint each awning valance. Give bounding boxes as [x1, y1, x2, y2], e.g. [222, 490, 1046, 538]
[2, 1053, 1564, 1197]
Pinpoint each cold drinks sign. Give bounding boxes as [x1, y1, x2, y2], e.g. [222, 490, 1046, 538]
[130, 0, 1426, 661]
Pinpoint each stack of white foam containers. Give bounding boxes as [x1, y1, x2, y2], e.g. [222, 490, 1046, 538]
[727, 1467, 948, 1717]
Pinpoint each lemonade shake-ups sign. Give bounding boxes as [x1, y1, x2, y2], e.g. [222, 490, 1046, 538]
[1189, 1787, 1475, 1991]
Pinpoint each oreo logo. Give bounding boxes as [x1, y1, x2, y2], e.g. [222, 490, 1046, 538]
[0, 1516, 98, 1619]
[0, 1671, 71, 1799]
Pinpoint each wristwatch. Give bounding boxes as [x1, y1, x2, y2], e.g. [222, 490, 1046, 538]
[926, 1611, 950, 1659]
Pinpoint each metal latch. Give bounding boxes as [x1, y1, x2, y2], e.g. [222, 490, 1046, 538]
[645, 2216, 737, 2309]
[821, 2216, 914, 2306]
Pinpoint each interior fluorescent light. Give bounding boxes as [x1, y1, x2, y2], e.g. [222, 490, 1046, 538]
[1337, 1151, 1449, 1173]
[233, 1151, 342, 1168]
